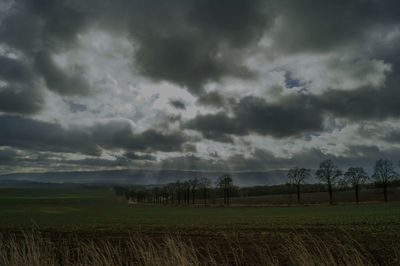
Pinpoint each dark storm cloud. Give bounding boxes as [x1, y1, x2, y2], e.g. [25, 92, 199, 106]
[2, 0, 399, 98]
[0, 0, 268, 97]
[129, 0, 266, 94]
[133, 34, 247, 94]
[124, 129, 186, 152]
[185, 112, 243, 142]
[0, 150, 152, 172]
[0, 148, 18, 165]
[186, 95, 323, 140]
[0, 0, 92, 99]
[123, 152, 156, 161]
[34, 51, 92, 96]
[188, 0, 269, 48]
[0, 115, 187, 155]
[2, 0, 400, 174]
[0, 56, 32, 82]
[308, 48, 400, 121]
[189, 55, 400, 141]
[188, 83, 400, 142]
[196, 91, 235, 108]
[0, 115, 101, 155]
[235, 96, 323, 137]
[0, 0, 87, 54]
[0, 0, 92, 96]
[169, 99, 186, 110]
[0, 56, 44, 114]
[384, 131, 400, 144]
[312, 86, 400, 121]
[269, 0, 400, 54]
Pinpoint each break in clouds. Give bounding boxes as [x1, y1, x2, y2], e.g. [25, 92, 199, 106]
[1, 0, 400, 175]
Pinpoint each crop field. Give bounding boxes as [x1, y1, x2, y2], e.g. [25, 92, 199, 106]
[0, 188, 399, 265]
[0, 188, 399, 233]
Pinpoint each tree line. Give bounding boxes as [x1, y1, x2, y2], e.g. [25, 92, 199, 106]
[115, 174, 234, 206]
[115, 158, 400, 206]
[289, 158, 399, 204]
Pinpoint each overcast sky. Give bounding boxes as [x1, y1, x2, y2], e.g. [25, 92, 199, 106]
[1, 0, 400, 175]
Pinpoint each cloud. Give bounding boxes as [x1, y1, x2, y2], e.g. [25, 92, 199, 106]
[186, 95, 323, 140]
[0, 148, 18, 165]
[63, 100, 87, 113]
[123, 152, 156, 161]
[169, 99, 186, 110]
[125, 0, 268, 94]
[34, 51, 92, 95]
[189, 70, 400, 141]
[1, 0, 400, 176]
[196, 91, 235, 108]
[0, 115, 187, 156]
[269, 0, 400, 54]
[312, 84, 400, 121]
[0, 0, 91, 97]
[0, 0, 271, 117]
[0, 56, 44, 114]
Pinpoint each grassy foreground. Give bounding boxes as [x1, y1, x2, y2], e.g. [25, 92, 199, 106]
[1, 230, 399, 265]
[0, 188, 399, 265]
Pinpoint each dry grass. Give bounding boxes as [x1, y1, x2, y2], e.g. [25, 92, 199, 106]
[0, 231, 398, 266]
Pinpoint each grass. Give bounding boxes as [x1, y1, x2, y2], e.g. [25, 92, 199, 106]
[0, 230, 399, 265]
[0, 188, 399, 234]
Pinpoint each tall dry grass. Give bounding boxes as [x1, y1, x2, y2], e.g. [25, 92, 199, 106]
[0, 230, 398, 266]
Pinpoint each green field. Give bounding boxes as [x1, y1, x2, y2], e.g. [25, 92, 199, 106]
[1, 188, 400, 265]
[0, 188, 399, 236]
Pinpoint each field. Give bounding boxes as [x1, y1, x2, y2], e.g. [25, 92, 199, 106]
[0, 188, 399, 265]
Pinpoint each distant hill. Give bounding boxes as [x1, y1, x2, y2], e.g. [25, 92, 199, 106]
[0, 179, 83, 189]
[0, 169, 290, 187]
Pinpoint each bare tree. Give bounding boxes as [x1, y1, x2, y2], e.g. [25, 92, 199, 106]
[344, 167, 368, 203]
[161, 186, 168, 204]
[183, 181, 191, 204]
[199, 178, 211, 206]
[175, 181, 182, 205]
[165, 183, 176, 204]
[190, 177, 199, 205]
[287, 167, 310, 203]
[372, 159, 398, 202]
[217, 174, 233, 205]
[315, 160, 342, 205]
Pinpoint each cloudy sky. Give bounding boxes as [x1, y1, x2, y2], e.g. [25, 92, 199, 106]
[1, 0, 400, 175]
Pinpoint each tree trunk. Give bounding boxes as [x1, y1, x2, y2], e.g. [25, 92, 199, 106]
[383, 184, 388, 202]
[355, 185, 359, 204]
[328, 182, 333, 205]
[224, 188, 227, 205]
[297, 184, 301, 203]
[192, 189, 195, 205]
[178, 189, 181, 204]
[203, 188, 207, 206]
[227, 187, 230, 206]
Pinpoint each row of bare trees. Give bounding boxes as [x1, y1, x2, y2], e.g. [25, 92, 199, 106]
[116, 174, 235, 206]
[116, 159, 399, 206]
[288, 159, 399, 204]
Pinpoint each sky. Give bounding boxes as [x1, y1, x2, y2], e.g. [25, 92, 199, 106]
[1, 0, 400, 175]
